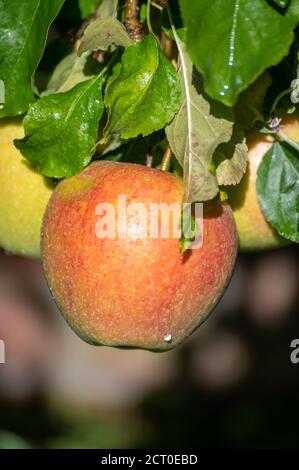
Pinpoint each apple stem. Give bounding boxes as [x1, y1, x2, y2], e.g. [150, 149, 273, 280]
[160, 146, 172, 171]
[125, 0, 144, 42]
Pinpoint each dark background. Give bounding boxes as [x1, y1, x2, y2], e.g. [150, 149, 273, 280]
[0, 244, 298, 449]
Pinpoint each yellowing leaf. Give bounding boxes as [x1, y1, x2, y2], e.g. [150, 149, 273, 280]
[215, 125, 248, 186]
[43, 52, 95, 95]
[79, 17, 133, 53]
[166, 32, 234, 202]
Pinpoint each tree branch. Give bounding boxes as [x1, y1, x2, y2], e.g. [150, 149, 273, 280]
[125, 0, 144, 42]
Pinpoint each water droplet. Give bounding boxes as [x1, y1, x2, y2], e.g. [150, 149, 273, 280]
[164, 333, 172, 342]
[228, 0, 240, 67]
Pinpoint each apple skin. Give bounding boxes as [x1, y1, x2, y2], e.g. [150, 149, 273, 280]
[0, 118, 53, 258]
[41, 161, 237, 351]
[227, 130, 290, 252]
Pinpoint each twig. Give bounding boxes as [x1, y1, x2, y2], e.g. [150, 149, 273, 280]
[160, 146, 172, 171]
[125, 0, 144, 42]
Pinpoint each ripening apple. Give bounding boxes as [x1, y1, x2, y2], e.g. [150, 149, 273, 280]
[0, 118, 53, 258]
[227, 113, 299, 252]
[41, 161, 237, 351]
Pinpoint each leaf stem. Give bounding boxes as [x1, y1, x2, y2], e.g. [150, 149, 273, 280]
[270, 87, 292, 114]
[124, 0, 144, 42]
[147, 0, 154, 34]
[160, 146, 172, 171]
[167, 2, 192, 191]
[151, 1, 163, 11]
[276, 129, 299, 153]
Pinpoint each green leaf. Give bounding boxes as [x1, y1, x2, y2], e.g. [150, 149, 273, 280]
[180, 205, 201, 253]
[79, 17, 133, 53]
[165, 34, 234, 202]
[42, 52, 96, 95]
[214, 124, 248, 186]
[161, 0, 186, 42]
[0, 0, 65, 118]
[103, 34, 182, 140]
[257, 141, 299, 242]
[14, 75, 104, 179]
[179, 0, 299, 106]
[140, 3, 148, 23]
[270, 0, 290, 8]
[79, 0, 102, 18]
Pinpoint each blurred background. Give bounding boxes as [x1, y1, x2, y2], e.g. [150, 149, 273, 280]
[0, 244, 298, 449]
[1, 0, 299, 450]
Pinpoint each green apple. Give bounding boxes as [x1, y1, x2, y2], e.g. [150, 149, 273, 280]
[0, 118, 53, 258]
[227, 126, 293, 252]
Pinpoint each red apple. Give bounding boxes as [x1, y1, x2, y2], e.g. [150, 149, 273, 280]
[41, 161, 237, 351]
